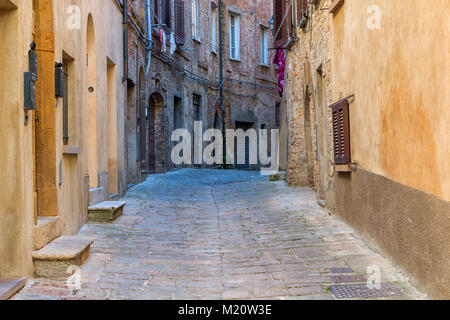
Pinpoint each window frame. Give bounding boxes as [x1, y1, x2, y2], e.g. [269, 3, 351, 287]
[229, 13, 240, 61]
[211, 4, 218, 53]
[191, 0, 200, 41]
[260, 26, 269, 66]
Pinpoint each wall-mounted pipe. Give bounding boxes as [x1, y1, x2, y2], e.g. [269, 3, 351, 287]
[123, 0, 129, 81]
[145, 0, 152, 77]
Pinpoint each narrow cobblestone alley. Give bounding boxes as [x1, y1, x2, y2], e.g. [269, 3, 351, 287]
[14, 170, 425, 300]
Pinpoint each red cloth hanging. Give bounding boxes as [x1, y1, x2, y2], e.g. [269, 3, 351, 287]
[273, 49, 286, 97]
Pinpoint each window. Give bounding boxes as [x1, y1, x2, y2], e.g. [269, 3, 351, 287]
[331, 99, 351, 164]
[275, 103, 280, 128]
[273, 0, 287, 48]
[229, 13, 240, 60]
[175, 0, 185, 45]
[62, 53, 75, 145]
[261, 27, 269, 65]
[174, 96, 183, 129]
[191, 0, 200, 41]
[193, 94, 201, 121]
[163, 0, 171, 31]
[63, 60, 70, 145]
[211, 4, 218, 53]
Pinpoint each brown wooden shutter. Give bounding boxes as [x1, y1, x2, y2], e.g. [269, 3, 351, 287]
[164, 0, 171, 30]
[175, 0, 185, 45]
[331, 99, 351, 164]
[154, 0, 159, 24]
[273, 0, 287, 48]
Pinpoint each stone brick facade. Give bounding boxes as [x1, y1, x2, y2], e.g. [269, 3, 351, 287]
[281, 0, 336, 210]
[128, 0, 280, 177]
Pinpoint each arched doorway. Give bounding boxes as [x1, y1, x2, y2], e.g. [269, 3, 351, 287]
[138, 68, 147, 172]
[148, 92, 164, 173]
[86, 14, 99, 189]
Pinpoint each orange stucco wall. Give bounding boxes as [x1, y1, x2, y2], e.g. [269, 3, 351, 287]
[331, 0, 450, 201]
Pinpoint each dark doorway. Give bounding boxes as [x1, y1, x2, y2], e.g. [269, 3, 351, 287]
[174, 96, 183, 129]
[235, 121, 254, 169]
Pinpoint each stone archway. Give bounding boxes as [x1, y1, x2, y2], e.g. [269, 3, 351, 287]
[148, 92, 165, 173]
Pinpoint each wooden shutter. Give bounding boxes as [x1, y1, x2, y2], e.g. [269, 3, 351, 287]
[154, 0, 159, 24]
[331, 99, 351, 164]
[273, 0, 287, 48]
[175, 0, 185, 45]
[164, 0, 171, 30]
[297, 0, 307, 22]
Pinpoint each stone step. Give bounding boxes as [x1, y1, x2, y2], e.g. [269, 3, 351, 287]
[32, 236, 94, 279]
[0, 278, 27, 300]
[269, 171, 287, 182]
[33, 216, 62, 250]
[89, 187, 104, 205]
[88, 201, 126, 222]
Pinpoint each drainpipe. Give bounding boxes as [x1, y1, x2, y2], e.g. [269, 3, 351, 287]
[218, 0, 226, 167]
[123, 0, 129, 82]
[145, 0, 152, 77]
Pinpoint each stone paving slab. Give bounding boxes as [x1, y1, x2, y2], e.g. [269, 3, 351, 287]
[13, 169, 426, 300]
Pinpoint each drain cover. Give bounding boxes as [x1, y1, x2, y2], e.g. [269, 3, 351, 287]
[329, 268, 354, 274]
[330, 283, 402, 299]
[331, 275, 367, 283]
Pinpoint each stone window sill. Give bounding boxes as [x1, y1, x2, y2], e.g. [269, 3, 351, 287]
[63, 146, 81, 156]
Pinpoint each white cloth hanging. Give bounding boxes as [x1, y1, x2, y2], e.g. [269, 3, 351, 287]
[169, 32, 177, 55]
[162, 31, 167, 53]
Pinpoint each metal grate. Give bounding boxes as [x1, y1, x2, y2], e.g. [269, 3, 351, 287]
[330, 283, 403, 299]
[331, 275, 367, 283]
[329, 268, 354, 274]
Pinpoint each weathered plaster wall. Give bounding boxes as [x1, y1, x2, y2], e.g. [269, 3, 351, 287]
[331, 0, 450, 201]
[0, 0, 35, 277]
[330, 0, 450, 299]
[50, 0, 125, 234]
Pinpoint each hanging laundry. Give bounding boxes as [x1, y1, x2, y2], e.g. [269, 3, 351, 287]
[169, 32, 177, 55]
[162, 31, 167, 53]
[273, 49, 286, 97]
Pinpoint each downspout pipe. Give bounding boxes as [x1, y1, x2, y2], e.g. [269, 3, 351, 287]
[145, 0, 152, 77]
[123, 0, 129, 82]
[218, 0, 226, 167]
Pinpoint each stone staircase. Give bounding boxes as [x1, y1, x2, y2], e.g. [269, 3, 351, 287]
[269, 171, 287, 182]
[32, 217, 94, 279]
[0, 278, 27, 300]
[88, 201, 126, 222]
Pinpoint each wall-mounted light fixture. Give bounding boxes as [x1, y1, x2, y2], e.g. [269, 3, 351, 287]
[55, 62, 64, 98]
[24, 41, 38, 111]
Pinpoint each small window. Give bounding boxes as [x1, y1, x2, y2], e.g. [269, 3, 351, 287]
[211, 5, 218, 53]
[163, 0, 171, 31]
[175, 0, 185, 45]
[229, 13, 240, 60]
[193, 94, 201, 121]
[275, 103, 281, 128]
[260, 27, 269, 65]
[192, 0, 200, 41]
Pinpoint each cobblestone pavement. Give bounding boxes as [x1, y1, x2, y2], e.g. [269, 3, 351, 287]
[14, 169, 426, 300]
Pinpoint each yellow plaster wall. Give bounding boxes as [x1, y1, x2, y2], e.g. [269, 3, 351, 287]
[331, 0, 450, 201]
[53, 0, 125, 233]
[0, 0, 35, 277]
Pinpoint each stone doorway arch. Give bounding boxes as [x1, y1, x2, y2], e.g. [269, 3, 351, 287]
[148, 92, 165, 173]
